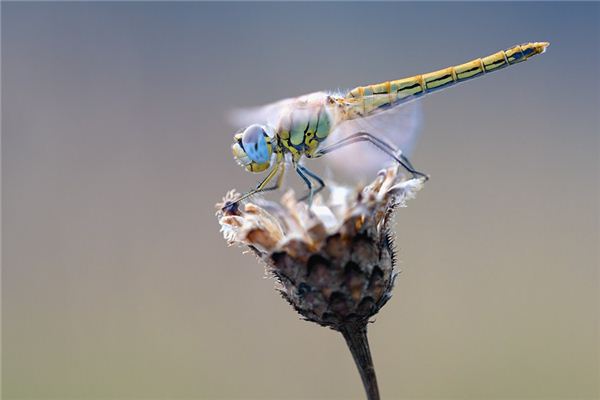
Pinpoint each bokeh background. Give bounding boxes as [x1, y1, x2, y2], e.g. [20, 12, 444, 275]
[2, 2, 598, 399]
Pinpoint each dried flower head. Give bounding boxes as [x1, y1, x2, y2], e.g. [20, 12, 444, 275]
[216, 166, 425, 399]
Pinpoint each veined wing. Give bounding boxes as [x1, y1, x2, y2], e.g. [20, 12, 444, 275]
[228, 91, 330, 129]
[323, 98, 423, 180]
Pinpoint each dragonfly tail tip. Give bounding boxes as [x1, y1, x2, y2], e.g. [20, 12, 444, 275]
[537, 41, 550, 54]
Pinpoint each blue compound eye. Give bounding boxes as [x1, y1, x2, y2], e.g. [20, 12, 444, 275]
[242, 124, 270, 164]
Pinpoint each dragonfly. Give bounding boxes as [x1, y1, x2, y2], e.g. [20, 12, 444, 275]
[225, 42, 549, 210]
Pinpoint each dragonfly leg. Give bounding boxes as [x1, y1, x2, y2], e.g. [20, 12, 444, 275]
[315, 132, 429, 181]
[295, 165, 314, 206]
[399, 153, 416, 170]
[297, 164, 325, 203]
[222, 162, 282, 212]
[261, 162, 286, 193]
[310, 131, 398, 157]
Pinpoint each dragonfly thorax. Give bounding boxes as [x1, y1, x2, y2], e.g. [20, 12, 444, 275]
[276, 101, 333, 160]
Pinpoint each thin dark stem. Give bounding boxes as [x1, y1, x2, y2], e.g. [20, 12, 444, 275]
[340, 323, 380, 400]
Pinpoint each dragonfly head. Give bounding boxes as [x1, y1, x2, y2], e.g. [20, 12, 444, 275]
[232, 124, 276, 173]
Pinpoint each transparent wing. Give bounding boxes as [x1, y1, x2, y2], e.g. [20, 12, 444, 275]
[323, 99, 423, 181]
[228, 98, 293, 128]
[228, 91, 329, 129]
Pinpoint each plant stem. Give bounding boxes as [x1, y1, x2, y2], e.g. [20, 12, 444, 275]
[340, 323, 380, 400]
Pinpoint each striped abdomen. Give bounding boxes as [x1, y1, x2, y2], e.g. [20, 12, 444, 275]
[345, 42, 549, 118]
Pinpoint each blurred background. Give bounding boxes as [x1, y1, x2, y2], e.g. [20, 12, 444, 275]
[2, 2, 598, 399]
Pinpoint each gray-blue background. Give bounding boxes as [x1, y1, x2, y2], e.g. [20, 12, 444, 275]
[3, 2, 598, 399]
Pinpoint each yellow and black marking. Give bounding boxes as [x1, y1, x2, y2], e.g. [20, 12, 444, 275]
[278, 105, 331, 159]
[345, 42, 549, 118]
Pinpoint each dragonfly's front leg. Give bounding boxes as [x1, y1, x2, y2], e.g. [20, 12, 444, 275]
[261, 162, 286, 193]
[222, 162, 283, 212]
[314, 132, 429, 181]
